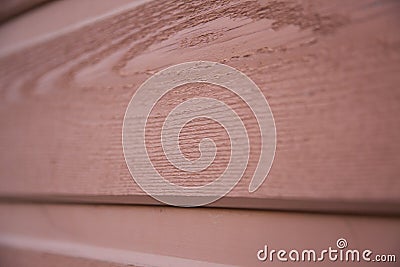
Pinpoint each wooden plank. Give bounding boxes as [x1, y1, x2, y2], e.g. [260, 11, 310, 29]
[0, 0, 400, 211]
[0, 246, 127, 267]
[0, 0, 148, 54]
[0, 0, 50, 23]
[0, 203, 399, 266]
[0, 240, 227, 267]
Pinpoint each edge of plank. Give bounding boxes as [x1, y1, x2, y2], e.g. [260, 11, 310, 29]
[0, 194, 399, 216]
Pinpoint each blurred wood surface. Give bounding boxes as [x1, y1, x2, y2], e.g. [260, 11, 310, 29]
[0, 0, 50, 23]
[0, 0, 400, 213]
[0, 203, 399, 266]
[0, 246, 129, 267]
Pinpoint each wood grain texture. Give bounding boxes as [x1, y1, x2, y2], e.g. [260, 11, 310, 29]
[0, 0, 400, 211]
[0, 203, 399, 266]
[0, 0, 146, 54]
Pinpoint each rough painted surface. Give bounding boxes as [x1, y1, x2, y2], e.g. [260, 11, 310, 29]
[0, 0, 400, 210]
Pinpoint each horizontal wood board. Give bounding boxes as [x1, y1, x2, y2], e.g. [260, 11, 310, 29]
[0, 203, 399, 266]
[0, 0, 399, 212]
